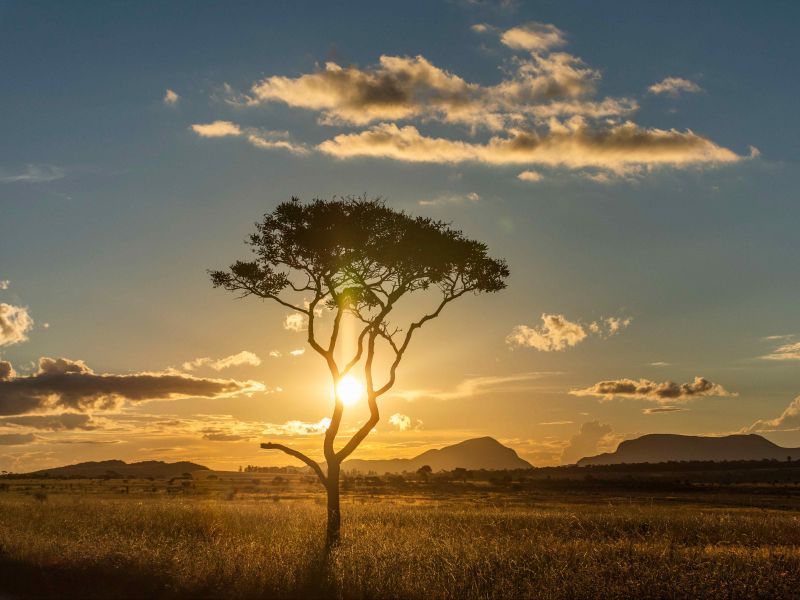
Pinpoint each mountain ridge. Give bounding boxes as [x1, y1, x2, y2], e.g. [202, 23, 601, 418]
[578, 434, 800, 466]
[342, 436, 533, 474]
[17, 459, 209, 479]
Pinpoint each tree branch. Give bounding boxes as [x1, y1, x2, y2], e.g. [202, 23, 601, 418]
[260, 442, 327, 485]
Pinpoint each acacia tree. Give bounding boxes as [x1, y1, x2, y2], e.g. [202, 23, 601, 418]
[210, 197, 508, 546]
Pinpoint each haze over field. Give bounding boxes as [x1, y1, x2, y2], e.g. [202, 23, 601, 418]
[2, 1, 800, 474]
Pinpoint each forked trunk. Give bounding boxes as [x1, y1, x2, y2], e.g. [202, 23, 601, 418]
[325, 461, 341, 548]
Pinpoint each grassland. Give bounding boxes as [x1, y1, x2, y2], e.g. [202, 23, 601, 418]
[1, 472, 799, 599]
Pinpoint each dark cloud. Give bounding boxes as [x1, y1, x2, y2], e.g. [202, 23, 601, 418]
[0, 433, 36, 445]
[571, 376, 734, 403]
[0, 357, 265, 416]
[0, 413, 97, 431]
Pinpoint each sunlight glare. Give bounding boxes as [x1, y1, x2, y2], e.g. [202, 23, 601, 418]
[336, 375, 364, 406]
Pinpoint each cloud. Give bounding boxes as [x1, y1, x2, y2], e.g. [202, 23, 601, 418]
[642, 406, 689, 414]
[0, 164, 66, 184]
[283, 312, 307, 332]
[163, 89, 180, 105]
[649, 77, 702, 97]
[0, 280, 9, 290]
[395, 371, 551, 402]
[182, 350, 261, 372]
[195, 21, 747, 179]
[269, 350, 282, 358]
[743, 396, 800, 433]
[506, 313, 587, 351]
[0, 361, 15, 380]
[263, 418, 331, 436]
[0, 413, 96, 431]
[289, 348, 305, 357]
[760, 341, 800, 361]
[539, 420, 573, 425]
[191, 121, 242, 137]
[418, 192, 480, 206]
[0, 357, 265, 416]
[0, 433, 36, 446]
[560, 421, 614, 464]
[517, 170, 543, 182]
[649, 361, 671, 367]
[570, 376, 735, 404]
[388, 413, 412, 431]
[318, 120, 741, 174]
[191, 121, 311, 155]
[500, 22, 566, 52]
[0, 303, 34, 347]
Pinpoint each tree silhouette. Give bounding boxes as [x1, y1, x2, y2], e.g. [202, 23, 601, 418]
[210, 196, 508, 546]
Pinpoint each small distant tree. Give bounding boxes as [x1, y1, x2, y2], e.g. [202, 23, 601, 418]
[416, 464, 433, 482]
[211, 197, 508, 546]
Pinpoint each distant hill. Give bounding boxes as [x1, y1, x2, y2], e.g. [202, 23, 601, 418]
[342, 437, 532, 474]
[578, 434, 800, 466]
[23, 460, 209, 479]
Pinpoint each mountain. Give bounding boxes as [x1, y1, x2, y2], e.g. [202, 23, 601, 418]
[342, 437, 532, 474]
[578, 434, 800, 466]
[23, 459, 209, 479]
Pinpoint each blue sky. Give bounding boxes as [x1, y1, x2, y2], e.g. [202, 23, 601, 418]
[1, 1, 799, 470]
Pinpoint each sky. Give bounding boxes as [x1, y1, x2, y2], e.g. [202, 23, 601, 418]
[1, 0, 799, 471]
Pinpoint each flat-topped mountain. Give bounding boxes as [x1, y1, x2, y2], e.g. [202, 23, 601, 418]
[22, 459, 209, 479]
[578, 434, 800, 466]
[343, 436, 532, 474]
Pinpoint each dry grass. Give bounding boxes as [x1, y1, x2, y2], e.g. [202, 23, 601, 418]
[0, 493, 799, 599]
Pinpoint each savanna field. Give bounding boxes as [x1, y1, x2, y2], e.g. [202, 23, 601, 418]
[1, 473, 799, 599]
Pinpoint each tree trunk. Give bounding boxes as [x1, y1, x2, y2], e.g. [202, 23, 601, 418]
[325, 461, 341, 548]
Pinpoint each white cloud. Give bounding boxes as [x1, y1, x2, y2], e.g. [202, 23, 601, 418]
[289, 348, 305, 357]
[517, 170, 543, 182]
[163, 89, 180, 105]
[418, 192, 480, 206]
[506, 313, 586, 351]
[263, 417, 331, 436]
[500, 22, 566, 52]
[269, 350, 282, 358]
[388, 413, 412, 431]
[0, 303, 34, 347]
[0, 280, 9, 290]
[649, 77, 702, 96]
[182, 350, 261, 372]
[0, 165, 65, 184]
[743, 396, 800, 432]
[283, 312, 307, 331]
[191, 121, 242, 137]
[761, 340, 800, 361]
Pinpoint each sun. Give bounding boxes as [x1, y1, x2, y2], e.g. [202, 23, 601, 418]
[336, 375, 364, 406]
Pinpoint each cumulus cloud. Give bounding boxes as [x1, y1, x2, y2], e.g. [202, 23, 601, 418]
[0, 164, 65, 184]
[0, 360, 15, 380]
[0, 280, 9, 290]
[760, 341, 800, 361]
[0, 357, 265, 416]
[0, 433, 36, 446]
[560, 421, 614, 464]
[500, 22, 566, 52]
[649, 77, 702, 96]
[163, 89, 180, 105]
[743, 396, 800, 433]
[0, 303, 34, 347]
[194, 21, 747, 179]
[570, 376, 735, 404]
[507, 313, 586, 351]
[507, 313, 630, 352]
[388, 413, 412, 431]
[283, 312, 307, 332]
[182, 350, 261, 372]
[0, 413, 96, 431]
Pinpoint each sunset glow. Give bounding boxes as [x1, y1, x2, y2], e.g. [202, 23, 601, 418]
[336, 375, 365, 407]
